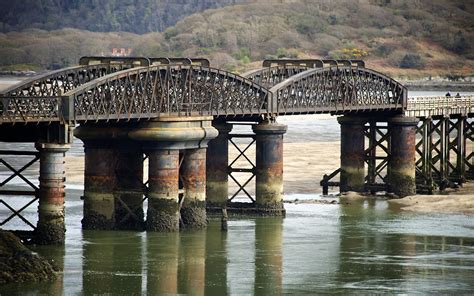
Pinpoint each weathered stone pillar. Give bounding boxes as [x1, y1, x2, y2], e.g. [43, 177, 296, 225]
[114, 144, 144, 230]
[252, 120, 287, 215]
[181, 148, 207, 229]
[81, 140, 116, 230]
[388, 116, 418, 197]
[206, 122, 232, 208]
[146, 149, 180, 232]
[35, 143, 70, 245]
[337, 116, 366, 192]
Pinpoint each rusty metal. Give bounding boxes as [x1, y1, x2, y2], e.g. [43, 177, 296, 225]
[206, 121, 232, 207]
[271, 67, 406, 116]
[35, 143, 70, 244]
[180, 148, 207, 228]
[387, 117, 418, 197]
[146, 149, 180, 231]
[79, 56, 151, 66]
[364, 120, 390, 192]
[253, 121, 286, 214]
[114, 145, 144, 230]
[415, 116, 472, 192]
[227, 129, 257, 203]
[338, 116, 366, 192]
[0, 61, 408, 124]
[0, 63, 128, 97]
[149, 57, 210, 67]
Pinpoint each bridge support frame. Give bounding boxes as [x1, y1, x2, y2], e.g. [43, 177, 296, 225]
[80, 139, 117, 230]
[253, 120, 287, 216]
[35, 143, 70, 245]
[146, 149, 180, 232]
[206, 122, 232, 208]
[114, 144, 145, 230]
[181, 148, 207, 229]
[388, 116, 418, 197]
[338, 116, 366, 192]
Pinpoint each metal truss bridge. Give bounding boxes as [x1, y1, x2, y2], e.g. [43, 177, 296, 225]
[0, 57, 410, 124]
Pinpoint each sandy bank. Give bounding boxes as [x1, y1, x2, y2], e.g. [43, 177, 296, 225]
[388, 183, 474, 215]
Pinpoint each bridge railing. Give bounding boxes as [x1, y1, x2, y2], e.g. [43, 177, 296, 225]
[406, 96, 474, 117]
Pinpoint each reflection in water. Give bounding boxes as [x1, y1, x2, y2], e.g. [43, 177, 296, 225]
[1, 199, 473, 294]
[338, 201, 406, 289]
[254, 217, 283, 295]
[147, 232, 179, 294]
[178, 230, 206, 295]
[82, 231, 143, 294]
[205, 221, 229, 295]
[337, 201, 474, 293]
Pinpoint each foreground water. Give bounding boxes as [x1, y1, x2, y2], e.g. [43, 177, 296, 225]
[1, 189, 473, 295]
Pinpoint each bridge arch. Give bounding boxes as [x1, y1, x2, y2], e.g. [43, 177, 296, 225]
[65, 65, 271, 122]
[269, 66, 407, 115]
[1, 64, 130, 97]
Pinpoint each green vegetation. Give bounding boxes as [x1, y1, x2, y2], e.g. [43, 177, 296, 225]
[0, 0, 246, 34]
[0, 0, 472, 76]
[400, 53, 425, 69]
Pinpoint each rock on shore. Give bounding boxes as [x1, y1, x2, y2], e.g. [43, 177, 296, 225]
[0, 230, 57, 285]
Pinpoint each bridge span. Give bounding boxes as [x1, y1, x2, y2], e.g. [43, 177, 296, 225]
[0, 57, 472, 244]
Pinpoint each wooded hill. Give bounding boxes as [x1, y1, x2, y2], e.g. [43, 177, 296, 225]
[0, 0, 472, 78]
[0, 0, 247, 33]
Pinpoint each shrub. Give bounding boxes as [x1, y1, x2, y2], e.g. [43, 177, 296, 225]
[399, 53, 425, 69]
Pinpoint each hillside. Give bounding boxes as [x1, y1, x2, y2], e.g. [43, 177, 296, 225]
[0, 0, 473, 78]
[0, 0, 248, 33]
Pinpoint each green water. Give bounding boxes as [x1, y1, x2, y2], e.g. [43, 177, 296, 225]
[1, 194, 473, 295]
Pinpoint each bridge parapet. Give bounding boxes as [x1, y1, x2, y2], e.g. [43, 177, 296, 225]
[406, 96, 474, 117]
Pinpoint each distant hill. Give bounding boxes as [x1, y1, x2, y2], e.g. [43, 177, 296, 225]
[0, 0, 248, 33]
[0, 0, 472, 78]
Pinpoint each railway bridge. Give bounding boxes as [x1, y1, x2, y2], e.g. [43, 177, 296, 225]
[0, 57, 473, 244]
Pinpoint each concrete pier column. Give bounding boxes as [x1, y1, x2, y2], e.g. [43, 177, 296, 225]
[181, 148, 207, 229]
[388, 116, 419, 197]
[146, 149, 180, 232]
[252, 120, 287, 215]
[337, 116, 366, 192]
[81, 140, 117, 229]
[114, 144, 144, 230]
[35, 143, 70, 245]
[206, 122, 232, 208]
